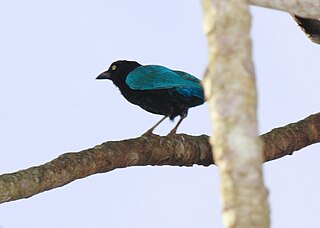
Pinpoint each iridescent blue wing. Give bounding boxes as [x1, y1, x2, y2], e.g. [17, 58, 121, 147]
[126, 65, 204, 99]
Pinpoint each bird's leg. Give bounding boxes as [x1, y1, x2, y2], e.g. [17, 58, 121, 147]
[169, 115, 186, 135]
[143, 116, 168, 135]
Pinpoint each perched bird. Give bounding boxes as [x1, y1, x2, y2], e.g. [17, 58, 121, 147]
[96, 60, 205, 134]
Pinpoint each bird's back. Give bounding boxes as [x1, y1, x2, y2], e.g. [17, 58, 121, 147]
[123, 65, 204, 119]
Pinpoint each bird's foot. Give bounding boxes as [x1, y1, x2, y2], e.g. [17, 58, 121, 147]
[166, 129, 177, 137]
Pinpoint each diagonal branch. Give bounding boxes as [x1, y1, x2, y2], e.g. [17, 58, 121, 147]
[251, 0, 320, 45]
[0, 113, 320, 204]
[250, 0, 320, 19]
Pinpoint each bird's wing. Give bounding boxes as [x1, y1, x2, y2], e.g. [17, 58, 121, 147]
[126, 65, 204, 99]
[173, 70, 201, 84]
[173, 70, 204, 99]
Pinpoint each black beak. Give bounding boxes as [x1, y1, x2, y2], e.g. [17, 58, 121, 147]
[96, 71, 111, 80]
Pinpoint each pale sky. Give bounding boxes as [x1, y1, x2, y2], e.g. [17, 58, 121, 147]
[0, 1, 319, 228]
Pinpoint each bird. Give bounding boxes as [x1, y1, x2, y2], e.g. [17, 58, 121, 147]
[96, 60, 205, 135]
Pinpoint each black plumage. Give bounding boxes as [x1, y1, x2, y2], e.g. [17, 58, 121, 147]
[96, 60, 205, 134]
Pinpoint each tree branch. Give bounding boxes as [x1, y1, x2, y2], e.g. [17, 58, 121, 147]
[0, 113, 319, 204]
[250, 0, 320, 19]
[202, 0, 269, 226]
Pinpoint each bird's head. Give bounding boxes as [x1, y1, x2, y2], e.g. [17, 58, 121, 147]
[96, 60, 141, 82]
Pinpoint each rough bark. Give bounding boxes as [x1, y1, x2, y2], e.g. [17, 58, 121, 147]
[0, 113, 319, 204]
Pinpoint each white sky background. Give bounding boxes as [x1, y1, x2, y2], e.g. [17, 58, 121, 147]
[0, 1, 319, 227]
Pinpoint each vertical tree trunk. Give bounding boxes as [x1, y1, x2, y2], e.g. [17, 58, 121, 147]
[201, 0, 270, 227]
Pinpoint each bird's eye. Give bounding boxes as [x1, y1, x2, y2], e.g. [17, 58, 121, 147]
[111, 65, 117, 71]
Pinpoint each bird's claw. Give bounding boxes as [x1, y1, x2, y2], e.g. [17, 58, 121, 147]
[166, 129, 177, 137]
